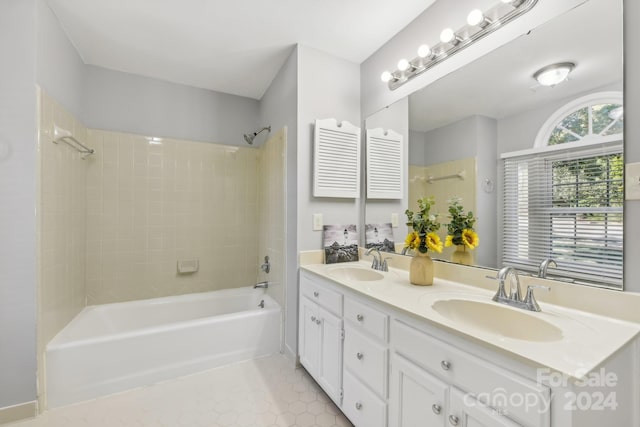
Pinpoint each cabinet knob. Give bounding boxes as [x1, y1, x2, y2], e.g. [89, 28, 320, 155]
[310, 316, 316, 322]
[432, 404, 442, 415]
[441, 360, 451, 371]
[313, 291, 319, 297]
[315, 319, 321, 325]
[356, 352, 364, 360]
[356, 314, 364, 321]
[448, 415, 459, 426]
[355, 402, 363, 410]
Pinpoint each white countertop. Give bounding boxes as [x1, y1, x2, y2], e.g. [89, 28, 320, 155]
[301, 261, 640, 380]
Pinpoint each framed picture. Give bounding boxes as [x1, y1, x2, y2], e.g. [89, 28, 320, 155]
[365, 223, 395, 253]
[323, 224, 359, 264]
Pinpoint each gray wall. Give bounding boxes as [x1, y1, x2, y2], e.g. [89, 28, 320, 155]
[258, 48, 299, 360]
[423, 116, 480, 165]
[36, 0, 86, 118]
[84, 65, 260, 146]
[0, 0, 38, 408]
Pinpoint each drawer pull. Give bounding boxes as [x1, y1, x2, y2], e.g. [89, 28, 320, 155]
[313, 291, 319, 297]
[449, 415, 459, 426]
[432, 404, 441, 415]
[441, 360, 451, 371]
[355, 402, 363, 410]
[356, 352, 364, 360]
[356, 314, 364, 321]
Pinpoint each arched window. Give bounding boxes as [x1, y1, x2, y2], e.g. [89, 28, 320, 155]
[502, 92, 624, 289]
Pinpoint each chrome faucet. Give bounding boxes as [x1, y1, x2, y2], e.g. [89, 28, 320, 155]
[488, 267, 550, 312]
[537, 258, 557, 278]
[365, 247, 389, 272]
[254, 281, 268, 289]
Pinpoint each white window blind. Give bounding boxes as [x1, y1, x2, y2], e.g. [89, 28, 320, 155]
[502, 143, 623, 288]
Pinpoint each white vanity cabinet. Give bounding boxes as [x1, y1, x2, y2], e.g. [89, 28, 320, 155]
[298, 271, 344, 405]
[390, 319, 550, 427]
[342, 296, 389, 427]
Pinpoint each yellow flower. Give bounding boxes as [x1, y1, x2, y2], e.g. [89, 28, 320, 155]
[445, 235, 453, 247]
[426, 232, 443, 253]
[462, 229, 479, 249]
[405, 232, 420, 249]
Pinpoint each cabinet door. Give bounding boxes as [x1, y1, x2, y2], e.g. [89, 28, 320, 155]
[299, 297, 319, 376]
[389, 353, 448, 427]
[449, 388, 520, 427]
[318, 305, 343, 404]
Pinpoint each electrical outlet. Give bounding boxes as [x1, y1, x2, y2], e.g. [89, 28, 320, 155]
[391, 213, 399, 227]
[626, 162, 640, 200]
[313, 213, 323, 231]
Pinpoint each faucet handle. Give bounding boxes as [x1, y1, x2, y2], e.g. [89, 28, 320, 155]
[381, 257, 392, 272]
[523, 284, 551, 312]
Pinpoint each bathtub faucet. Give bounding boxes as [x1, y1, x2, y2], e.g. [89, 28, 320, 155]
[254, 281, 269, 289]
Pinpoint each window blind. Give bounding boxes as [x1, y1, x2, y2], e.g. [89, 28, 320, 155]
[502, 143, 623, 288]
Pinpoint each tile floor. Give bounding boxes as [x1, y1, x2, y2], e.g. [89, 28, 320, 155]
[8, 355, 353, 427]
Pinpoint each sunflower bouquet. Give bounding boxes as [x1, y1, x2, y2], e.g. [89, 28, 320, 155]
[444, 197, 479, 250]
[404, 196, 443, 254]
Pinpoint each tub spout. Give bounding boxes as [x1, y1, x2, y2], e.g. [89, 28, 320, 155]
[254, 281, 268, 289]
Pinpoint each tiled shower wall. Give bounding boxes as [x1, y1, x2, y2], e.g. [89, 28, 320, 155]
[85, 131, 263, 304]
[257, 129, 286, 310]
[408, 157, 477, 258]
[37, 89, 88, 404]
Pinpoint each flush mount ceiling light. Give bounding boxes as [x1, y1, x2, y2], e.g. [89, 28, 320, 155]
[533, 62, 575, 87]
[380, 0, 538, 90]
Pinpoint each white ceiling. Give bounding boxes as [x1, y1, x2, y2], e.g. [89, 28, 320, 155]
[409, 0, 622, 133]
[46, 0, 436, 100]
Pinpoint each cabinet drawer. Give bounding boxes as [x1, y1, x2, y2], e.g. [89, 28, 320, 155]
[392, 320, 550, 427]
[300, 272, 343, 316]
[344, 297, 388, 342]
[343, 370, 387, 427]
[344, 326, 388, 397]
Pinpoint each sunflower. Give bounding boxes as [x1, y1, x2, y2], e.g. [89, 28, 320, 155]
[405, 232, 421, 250]
[461, 229, 479, 249]
[426, 232, 443, 253]
[444, 235, 453, 247]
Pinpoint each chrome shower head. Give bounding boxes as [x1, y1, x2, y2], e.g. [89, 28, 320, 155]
[243, 126, 271, 145]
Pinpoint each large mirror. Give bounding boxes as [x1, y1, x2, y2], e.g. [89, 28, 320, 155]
[364, 0, 623, 286]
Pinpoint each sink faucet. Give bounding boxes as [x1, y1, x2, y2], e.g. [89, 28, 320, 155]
[537, 258, 557, 278]
[488, 267, 550, 312]
[365, 247, 389, 272]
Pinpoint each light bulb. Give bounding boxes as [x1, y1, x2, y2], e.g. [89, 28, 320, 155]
[501, 0, 514, 3]
[440, 28, 456, 44]
[467, 9, 484, 26]
[380, 71, 393, 83]
[417, 44, 432, 58]
[397, 59, 410, 71]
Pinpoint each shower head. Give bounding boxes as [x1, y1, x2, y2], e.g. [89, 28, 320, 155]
[243, 126, 271, 145]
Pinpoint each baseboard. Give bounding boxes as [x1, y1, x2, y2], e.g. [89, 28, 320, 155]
[0, 401, 37, 425]
[283, 343, 299, 367]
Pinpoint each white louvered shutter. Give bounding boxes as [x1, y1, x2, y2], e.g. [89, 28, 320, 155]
[313, 119, 361, 198]
[366, 128, 403, 199]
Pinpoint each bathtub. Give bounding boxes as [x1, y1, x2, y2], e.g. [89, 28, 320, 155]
[46, 286, 281, 408]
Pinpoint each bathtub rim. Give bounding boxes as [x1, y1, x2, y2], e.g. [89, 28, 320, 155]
[47, 287, 281, 351]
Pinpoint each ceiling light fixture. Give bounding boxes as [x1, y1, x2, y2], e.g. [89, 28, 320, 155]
[533, 62, 575, 87]
[380, 0, 538, 91]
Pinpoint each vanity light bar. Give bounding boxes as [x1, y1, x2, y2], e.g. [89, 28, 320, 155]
[382, 0, 539, 91]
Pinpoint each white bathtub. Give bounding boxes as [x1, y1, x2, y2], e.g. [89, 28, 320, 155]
[46, 287, 281, 408]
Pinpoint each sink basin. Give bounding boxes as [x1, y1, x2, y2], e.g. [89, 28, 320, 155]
[432, 299, 563, 342]
[327, 266, 384, 282]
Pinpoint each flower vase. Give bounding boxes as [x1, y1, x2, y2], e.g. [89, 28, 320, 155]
[451, 245, 473, 265]
[409, 251, 434, 286]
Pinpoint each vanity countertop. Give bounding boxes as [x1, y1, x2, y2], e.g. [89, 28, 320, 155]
[301, 261, 640, 380]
